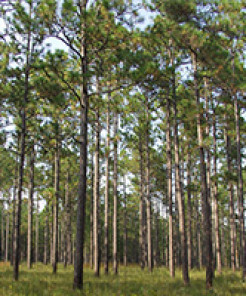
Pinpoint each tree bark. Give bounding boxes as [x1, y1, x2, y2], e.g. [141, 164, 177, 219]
[52, 140, 60, 273]
[166, 95, 174, 277]
[193, 53, 213, 289]
[139, 137, 145, 270]
[187, 148, 193, 270]
[93, 107, 100, 277]
[225, 121, 236, 271]
[13, 5, 31, 278]
[43, 206, 49, 265]
[35, 198, 39, 263]
[234, 94, 245, 280]
[173, 82, 189, 285]
[145, 98, 152, 273]
[104, 98, 110, 274]
[73, 0, 88, 287]
[123, 175, 127, 267]
[27, 143, 35, 268]
[212, 106, 222, 274]
[5, 206, 9, 262]
[11, 144, 19, 266]
[90, 151, 94, 269]
[1, 208, 4, 261]
[113, 112, 118, 275]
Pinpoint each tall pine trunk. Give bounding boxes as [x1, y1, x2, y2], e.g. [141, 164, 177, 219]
[52, 140, 60, 273]
[173, 82, 189, 285]
[193, 53, 213, 289]
[225, 121, 236, 271]
[73, 0, 89, 289]
[145, 98, 152, 272]
[104, 98, 110, 274]
[234, 95, 245, 280]
[27, 143, 35, 268]
[212, 106, 222, 274]
[113, 112, 118, 275]
[123, 175, 128, 267]
[139, 138, 145, 270]
[5, 206, 9, 262]
[13, 2, 31, 279]
[35, 199, 39, 263]
[93, 107, 100, 277]
[166, 95, 174, 277]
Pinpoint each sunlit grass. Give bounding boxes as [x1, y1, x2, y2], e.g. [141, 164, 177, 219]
[0, 262, 245, 295]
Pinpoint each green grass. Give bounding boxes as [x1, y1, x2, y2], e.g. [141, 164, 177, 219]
[0, 262, 245, 296]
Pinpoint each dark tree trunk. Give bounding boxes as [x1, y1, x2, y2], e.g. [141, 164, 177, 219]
[113, 112, 118, 275]
[27, 144, 35, 268]
[35, 199, 39, 263]
[139, 138, 145, 270]
[93, 107, 100, 277]
[13, 8, 31, 278]
[5, 206, 9, 262]
[193, 53, 213, 289]
[1, 208, 5, 261]
[234, 95, 245, 280]
[104, 98, 110, 274]
[43, 206, 49, 265]
[187, 148, 193, 270]
[166, 95, 174, 277]
[212, 106, 222, 274]
[123, 175, 127, 267]
[52, 141, 60, 273]
[173, 82, 189, 285]
[73, 0, 88, 286]
[145, 98, 152, 272]
[225, 121, 236, 271]
[90, 143, 94, 269]
[11, 145, 19, 266]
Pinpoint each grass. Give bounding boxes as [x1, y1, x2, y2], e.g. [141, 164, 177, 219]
[0, 262, 245, 296]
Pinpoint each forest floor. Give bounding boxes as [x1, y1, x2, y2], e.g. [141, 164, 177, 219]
[0, 262, 245, 296]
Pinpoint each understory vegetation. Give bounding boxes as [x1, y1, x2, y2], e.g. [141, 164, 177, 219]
[0, 263, 245, 296]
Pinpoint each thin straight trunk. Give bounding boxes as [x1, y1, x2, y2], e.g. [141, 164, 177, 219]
[113, 112, 118, 275]
[93, 107, 100, 277]
[234, 94, 245, 280]
[67, 180, 72, 266]
[90, 152, 94, 269]
[13, 2, 32, 280]
[204, 83, 213, 270]
[193, 53, 213, 289]
[27, 143, 35, 268]
[166, 95, 174, 277]
[195, 192, 202, 269]
[64, 170, 70, 267]
[145, 98, 152, 272]
[1, 209, 4, 261]
[35, 199, 39, 263]
[73, 0, 88, 289]
[11, 144, 19, 266]
[154, 203, 160, 267]
[52, 141, 60, 273]
[104, 98, 110, 274]
[173, 84, 189, 285]
[43, 206, 49, 265]
[225, 123, 236, 271]
[187, 148, 193, 270]
[50, 205, 53, 265]
[212, 107, 222, 274]
[139, 138, 145, 270]
[123, 175, 127, 267]
[5, 207, 9, 262]
[221, 209, 226, 267]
